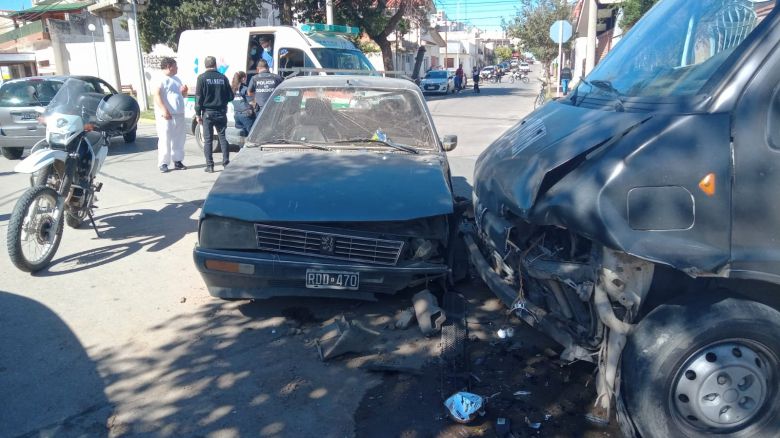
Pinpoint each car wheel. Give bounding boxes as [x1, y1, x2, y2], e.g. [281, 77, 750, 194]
[622, 294, 780, 438]
[194, 122, 220, 153]
[1, 147, 24, 160]
[123, 128, 137, 143]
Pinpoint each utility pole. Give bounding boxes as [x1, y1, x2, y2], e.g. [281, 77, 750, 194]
[326, 0, 334, 25]
[586, 0, 597, 74]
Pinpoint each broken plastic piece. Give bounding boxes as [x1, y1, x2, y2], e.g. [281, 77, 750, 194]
[317, 315, 380, 361]
[444, 392, 484, 424]
[413, 289, 446, 335]
[513, 390, 532, 397]
[525, 416, 541, 429]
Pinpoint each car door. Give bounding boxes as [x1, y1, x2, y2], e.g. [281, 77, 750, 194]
[731, 41, 780, 280]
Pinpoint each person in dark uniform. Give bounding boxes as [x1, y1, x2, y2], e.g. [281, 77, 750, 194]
[195, 55, 233, 173]
[247, 59, 283, 115]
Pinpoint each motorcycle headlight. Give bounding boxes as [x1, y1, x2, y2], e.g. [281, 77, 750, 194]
[48, 132, 70, 145]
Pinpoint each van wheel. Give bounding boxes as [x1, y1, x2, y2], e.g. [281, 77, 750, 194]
[621, 295, 780, 438]
[123, 128, 137, 143]
[194, 122, 220, 153]
[1, 147, 24, 160]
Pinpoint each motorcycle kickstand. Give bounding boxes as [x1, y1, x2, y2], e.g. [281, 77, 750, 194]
[87, 209, 100, 238]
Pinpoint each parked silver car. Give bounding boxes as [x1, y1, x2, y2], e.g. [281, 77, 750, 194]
[0, 75, 132, 159]
[419, 70, 454, 94]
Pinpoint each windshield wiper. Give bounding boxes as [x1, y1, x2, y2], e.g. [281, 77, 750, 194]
[250, 138, 332, 151]
[589, 79, 625, 111]
[334, 138, 419, 154]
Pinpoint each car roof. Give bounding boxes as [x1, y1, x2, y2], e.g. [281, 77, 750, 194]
[1, 75, 106, 86]
[279, 75, 420, 91]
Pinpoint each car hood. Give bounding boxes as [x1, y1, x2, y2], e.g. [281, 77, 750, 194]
[202, 148, 454, 222]
[474, 100, 650, 218]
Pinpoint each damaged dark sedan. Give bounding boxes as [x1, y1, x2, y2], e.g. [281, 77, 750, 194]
[466, 1, 780, 437]
[194, 76, 459, 301]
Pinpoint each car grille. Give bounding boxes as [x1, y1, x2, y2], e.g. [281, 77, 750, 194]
[255, 224, 404, 266]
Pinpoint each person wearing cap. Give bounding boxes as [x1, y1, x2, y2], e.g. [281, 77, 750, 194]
[195, 55, 233, 173]
[258, 36, 274, 70]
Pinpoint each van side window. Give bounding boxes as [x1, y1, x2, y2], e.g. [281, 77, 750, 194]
[278, 48, 315, 78]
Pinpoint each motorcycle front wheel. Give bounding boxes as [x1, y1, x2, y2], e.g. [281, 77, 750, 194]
[509, 76, 515, 84]
[7, 186, 64, 272]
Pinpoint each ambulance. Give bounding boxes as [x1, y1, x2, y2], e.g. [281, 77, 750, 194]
[176, 23, 375, 149]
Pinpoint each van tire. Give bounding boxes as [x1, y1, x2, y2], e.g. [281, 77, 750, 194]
[1, 147, 24, 160]
[194, 122, 220, 153]
[622, 294, 780, 438]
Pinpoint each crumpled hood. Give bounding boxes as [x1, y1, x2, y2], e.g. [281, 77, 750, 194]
[202, 148, 454, 222]
[474, 100, 650, 217]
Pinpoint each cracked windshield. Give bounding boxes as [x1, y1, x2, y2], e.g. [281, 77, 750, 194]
[582, 0, 776, 98]
[248, 86, 437, 150]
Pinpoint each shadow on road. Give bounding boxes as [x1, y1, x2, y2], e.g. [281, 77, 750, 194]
[0, 291, 112, 437]
[34, 201, 200, 276]
[106, 133, 158, 156]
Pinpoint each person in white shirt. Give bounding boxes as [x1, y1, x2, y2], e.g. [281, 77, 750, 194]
[154, 57, 188, 173]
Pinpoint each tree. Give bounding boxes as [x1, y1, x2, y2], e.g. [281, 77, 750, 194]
[138, 0, 270, 51]
[619, 0, 659, 30]
[494, 46, 513, 63]
[335, 0, 430, 72]
[503, 0, 573, 77]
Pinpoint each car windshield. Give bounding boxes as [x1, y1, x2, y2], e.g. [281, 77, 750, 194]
[310, 48, 374, 72]
[581, 0, 776, 98]
[44, 78, 104, 123]
[248, 85, 438, 151]
[0, 79, 61, 107]
[426, 71, 447, 79]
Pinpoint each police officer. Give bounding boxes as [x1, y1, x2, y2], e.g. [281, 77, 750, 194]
[195, 55, 233, 173]
[247, 59, 283, 115]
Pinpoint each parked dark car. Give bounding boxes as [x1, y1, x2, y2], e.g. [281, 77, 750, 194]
[466, 1, 780, 437]
[194, 75, 460, 300]
[0, 75, 135, 160]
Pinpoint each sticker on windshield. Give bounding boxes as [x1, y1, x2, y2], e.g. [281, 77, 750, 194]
[274, 95, 286, 102]
[286, 90, 300, 96]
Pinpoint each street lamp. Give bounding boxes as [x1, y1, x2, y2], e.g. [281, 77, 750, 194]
[88, 23, 100, 77]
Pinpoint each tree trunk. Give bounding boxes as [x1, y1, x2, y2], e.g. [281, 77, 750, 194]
[412, 46, 426, 80]
[377, 38, 394, 72]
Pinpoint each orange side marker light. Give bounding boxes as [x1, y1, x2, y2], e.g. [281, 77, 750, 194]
[699, 173, 716, 197]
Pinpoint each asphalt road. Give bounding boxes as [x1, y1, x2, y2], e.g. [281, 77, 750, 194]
[0, 72, 583, 438]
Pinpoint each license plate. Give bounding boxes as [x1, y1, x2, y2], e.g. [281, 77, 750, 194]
[18, 112, 38, 121]
[425, 85, 435, 90]
[305, 270, 359, 290]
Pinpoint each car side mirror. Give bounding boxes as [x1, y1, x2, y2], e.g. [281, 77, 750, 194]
[442, 135, 457, 151]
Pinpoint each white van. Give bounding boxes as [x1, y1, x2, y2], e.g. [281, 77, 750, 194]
[177, 23, 375, 148]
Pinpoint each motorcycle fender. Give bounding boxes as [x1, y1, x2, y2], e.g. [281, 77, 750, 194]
[92, 143, 108, 175]
[13, 149, 67, 174]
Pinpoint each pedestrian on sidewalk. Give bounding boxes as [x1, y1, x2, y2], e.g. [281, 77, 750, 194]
[195, 55, 233, 173]
[248, 59, 283, 116]
[455, 64, 464, 92]
[472, 67, 480, 93]
[231, 71, 255, 137]
[561, 64, 573, 95]
[154, 57, 187, 173]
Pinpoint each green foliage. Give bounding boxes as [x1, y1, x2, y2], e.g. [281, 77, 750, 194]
[494, 46, 513, 63]
[504, 0, 573, 69]
[619, 0, 659, 30]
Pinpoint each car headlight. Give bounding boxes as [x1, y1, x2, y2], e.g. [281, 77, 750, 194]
[199, 216, 256, 249]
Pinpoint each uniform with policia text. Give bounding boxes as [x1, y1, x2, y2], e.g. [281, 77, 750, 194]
[195, 68, 233, 168]
[248, 71, 283, 113]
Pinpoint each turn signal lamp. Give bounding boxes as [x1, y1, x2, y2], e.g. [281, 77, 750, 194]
[299, 23, 359, 35]
[699, 173, 716, 197]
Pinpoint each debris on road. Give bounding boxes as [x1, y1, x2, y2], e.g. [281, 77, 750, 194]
[444, 391, 485, 424]
[412, 289, 446, 335]
[525, 416, 542, 429]
[496, 327, 514, 339]
[513, 390, 532, 397]
[179, 297, 186, 303]
[495, 417, 511, 436]
[363, 362, 424, 376]
[394, 307, 416, 330]
[316, 315, 381, 361]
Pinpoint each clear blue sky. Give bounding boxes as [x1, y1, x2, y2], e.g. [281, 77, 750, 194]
[435, 0, 521, 30]
[0, 0, 30, 11]
[0, 0, 514, 29]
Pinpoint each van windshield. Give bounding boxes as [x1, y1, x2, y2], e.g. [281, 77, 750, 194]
[581, 0, 776, 98]
[311, 48, 374, 72]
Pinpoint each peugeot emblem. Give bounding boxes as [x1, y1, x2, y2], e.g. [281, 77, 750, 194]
[321, 235, 336, 254]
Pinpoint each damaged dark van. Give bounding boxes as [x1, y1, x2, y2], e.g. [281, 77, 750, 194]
[465, 0, 780, 436]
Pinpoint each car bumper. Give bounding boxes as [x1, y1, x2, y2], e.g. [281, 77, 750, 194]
[194, 246, 449, 300]
[0, 133, 43, 148]
[421, 85, 449, 94]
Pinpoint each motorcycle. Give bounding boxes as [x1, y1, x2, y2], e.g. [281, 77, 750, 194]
[508, 70, 530, 84]
[6, 78, 139, 272]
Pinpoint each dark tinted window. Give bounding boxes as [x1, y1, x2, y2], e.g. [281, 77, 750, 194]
[0, 79, 62, 107]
